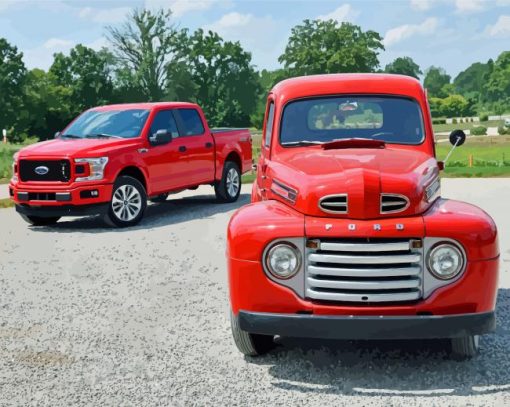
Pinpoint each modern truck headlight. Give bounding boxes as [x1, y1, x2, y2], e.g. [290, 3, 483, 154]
[75, 157, 108, 182]
[427, 243, 464, 280]
[11, 152, 19, 182]
[265, 242, 301, 279]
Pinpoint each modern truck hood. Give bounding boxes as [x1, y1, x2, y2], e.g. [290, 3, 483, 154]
[268, 147, 439, 219]
[17, 137, 141, 159]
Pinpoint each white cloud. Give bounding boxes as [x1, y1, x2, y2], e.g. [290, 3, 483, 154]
[454, 0, 485, 13]
[410, 0, 434, 11]
[485, 15, 510, 37]
[42, 38, 74, 50]
[317, 4, 359, 22]
[204, 12, 284, 69]
[384, 17, 438, 47]
[78, 7, 131, 24]
[145, 0, 232, 17]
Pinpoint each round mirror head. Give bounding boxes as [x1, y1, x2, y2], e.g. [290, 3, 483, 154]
[449, 129, 466, 147]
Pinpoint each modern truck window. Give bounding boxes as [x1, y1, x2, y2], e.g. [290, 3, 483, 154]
[150, 110, 180, 138]
[175, 108, 205, 136]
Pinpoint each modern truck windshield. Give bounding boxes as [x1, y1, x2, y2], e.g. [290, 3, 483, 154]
[280, 96, 424, 146]
[63, 109, 150, 139]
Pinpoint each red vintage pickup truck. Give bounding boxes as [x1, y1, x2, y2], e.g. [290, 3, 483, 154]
[10, 102, 252, 227]
[228, 74, 499, 359]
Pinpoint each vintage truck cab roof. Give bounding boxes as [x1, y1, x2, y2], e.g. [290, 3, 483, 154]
[271, 73, 426, 103]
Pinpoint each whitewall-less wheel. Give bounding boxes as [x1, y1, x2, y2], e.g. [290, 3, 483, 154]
[215, 161, 241, 203]
[105, 176, 147, 227]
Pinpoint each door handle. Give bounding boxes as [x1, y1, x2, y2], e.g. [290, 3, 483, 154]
[179, 146, 187, 152]
[205, 142, 213, 148]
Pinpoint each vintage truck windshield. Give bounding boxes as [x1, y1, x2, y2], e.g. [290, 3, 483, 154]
[280, 96, 424, 146]
[63, 109, 150, 139]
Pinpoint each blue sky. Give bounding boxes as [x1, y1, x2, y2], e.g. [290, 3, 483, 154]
[1, 0, 510, 79]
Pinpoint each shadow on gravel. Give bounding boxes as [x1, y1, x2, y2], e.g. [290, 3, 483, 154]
[250, 288, 510, 397]
[29, 192, 250, 233]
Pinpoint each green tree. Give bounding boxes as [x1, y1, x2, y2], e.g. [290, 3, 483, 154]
[107, 9, 188, 101]
[19, 69, 73, 140]
[424, 66, 451, 98]
[484, 51, 510, 105]
[439, 94, 469, 117]
[384, 56, 422, 79]
[49, 45, 115, 115]
[185, 29, 261, 127]
[453, 62, 490, 98]
[0, 38, 26, 141]
[278, 20, 384, 76]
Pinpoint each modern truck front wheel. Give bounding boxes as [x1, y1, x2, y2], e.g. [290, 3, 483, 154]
[450, 335, 480, 360]
[105, 176, 147, 227]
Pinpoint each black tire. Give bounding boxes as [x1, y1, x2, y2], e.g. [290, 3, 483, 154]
[20, 214, 60, 226]
[150, 193, 169, 203]
[215, 161, 241, 203]
[104, 176, 147, 228]
[230, 310, 275, 356]
[450, 335, 480, 360]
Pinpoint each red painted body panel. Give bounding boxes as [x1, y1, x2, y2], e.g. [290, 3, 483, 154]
[10, 102, 252, 209]
[228, 74, 499, 334]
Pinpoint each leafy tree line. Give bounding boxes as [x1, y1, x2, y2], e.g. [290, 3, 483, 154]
[1, 9, 510, 142]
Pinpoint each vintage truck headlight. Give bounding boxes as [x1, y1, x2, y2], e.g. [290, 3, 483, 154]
[11, 152, 19, 182]
[427, 243, 464, 280]
[75, 157, 108, 182]
[265, 242, 301, 279]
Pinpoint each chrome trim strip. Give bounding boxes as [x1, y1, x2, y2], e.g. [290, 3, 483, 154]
[308, 252, 421, 265]
[307, 277, 421, 290]
[319, 241, 410, 252]
[308, 265, 421, 278]
[306, 289, 422, 303]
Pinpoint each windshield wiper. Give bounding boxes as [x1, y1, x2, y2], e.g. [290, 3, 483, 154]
[321, 138, 386, 150]
[85, 133, 123, 139]
[281, 140, 323, 147]
[60, 134, 82, 139]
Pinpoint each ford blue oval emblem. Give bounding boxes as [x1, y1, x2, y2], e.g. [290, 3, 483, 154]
[35, 166, 49, 175]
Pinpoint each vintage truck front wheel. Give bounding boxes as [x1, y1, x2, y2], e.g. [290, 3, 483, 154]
[230, 311, 275, 356]
[450, 335, 480, 359]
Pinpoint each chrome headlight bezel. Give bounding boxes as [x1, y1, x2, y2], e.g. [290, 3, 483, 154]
[426, 242, 465, 280]
[264, 242, 301, 280]
[74, 157, 109, 182]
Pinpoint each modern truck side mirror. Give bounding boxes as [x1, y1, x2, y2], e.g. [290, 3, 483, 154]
[439, 129, 466, 170]
[54, 131, 61, 139]
[149, 129, 173, 146]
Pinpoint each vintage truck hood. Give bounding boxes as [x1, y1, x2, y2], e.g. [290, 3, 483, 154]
[17, 137, 141, 159]
[268, 147, 439, 219]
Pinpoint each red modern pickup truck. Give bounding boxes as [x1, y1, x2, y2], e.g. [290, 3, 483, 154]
[10, 102, 252, 227]
[228, 74, 499, 359]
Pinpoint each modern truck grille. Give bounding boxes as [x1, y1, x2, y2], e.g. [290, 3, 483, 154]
[19, 160, 71, 182]
[306, 238, 423, 303]
[380, 194, 409, 214]
[319, 194, 348, 214]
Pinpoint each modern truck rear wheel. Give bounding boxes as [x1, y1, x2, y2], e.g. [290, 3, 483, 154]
[215, 161, 241, 203]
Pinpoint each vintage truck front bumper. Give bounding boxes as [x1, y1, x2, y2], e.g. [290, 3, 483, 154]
[239, 310, 496, 339]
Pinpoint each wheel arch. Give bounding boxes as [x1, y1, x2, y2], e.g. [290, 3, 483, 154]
[115, 166, 148, 194]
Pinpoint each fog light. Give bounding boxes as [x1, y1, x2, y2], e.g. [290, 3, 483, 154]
[265, 242, 301, 279]
[427, 243, 464, 280]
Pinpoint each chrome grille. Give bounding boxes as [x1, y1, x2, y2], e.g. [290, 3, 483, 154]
[306, 238, 423, 303]
[319, 194, 348, 214]
[380, 194, 409, 214]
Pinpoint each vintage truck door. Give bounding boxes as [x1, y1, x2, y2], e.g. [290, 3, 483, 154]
[173, 108, 215, 185]
[257, 98, 275, 200]
[144, 109, 189, 193]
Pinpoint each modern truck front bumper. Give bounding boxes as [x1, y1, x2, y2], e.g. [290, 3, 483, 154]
[238, 310, 496, 340]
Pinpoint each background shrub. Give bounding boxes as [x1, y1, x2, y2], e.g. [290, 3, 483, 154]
[471, 126, 487, 136]
[498, 125, 510, 135]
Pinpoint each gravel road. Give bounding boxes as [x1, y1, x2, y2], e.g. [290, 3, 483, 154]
[0, 179, 509, 406]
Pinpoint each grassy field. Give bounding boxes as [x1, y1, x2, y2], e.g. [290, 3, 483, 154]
[433, 119, 504, 133]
